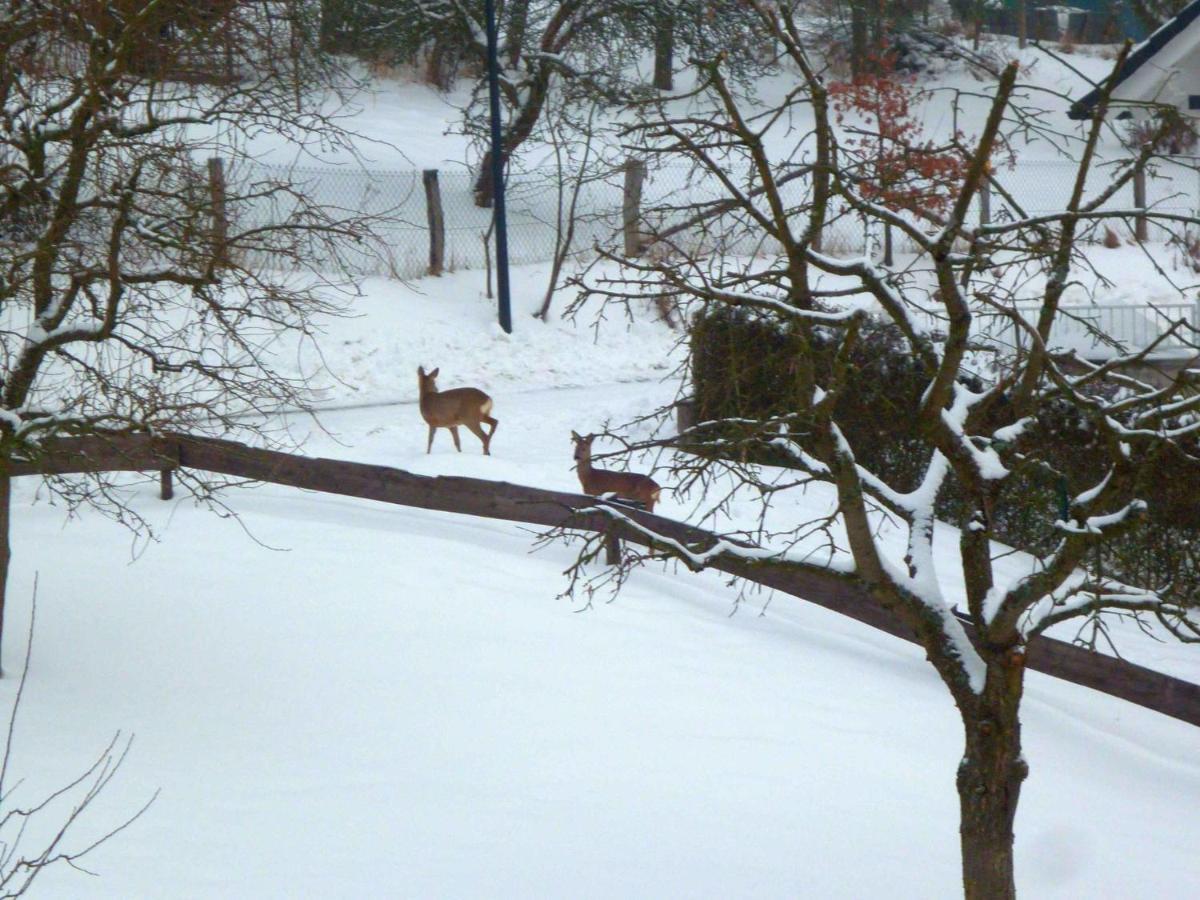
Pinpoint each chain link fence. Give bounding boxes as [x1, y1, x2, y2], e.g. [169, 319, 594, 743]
[226, 154, 1200, 277]
[230, 159, 627, 278]
[986, 156, 1200, 243]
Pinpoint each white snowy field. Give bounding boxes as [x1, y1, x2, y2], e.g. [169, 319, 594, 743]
[239, 35, 1164, 280]
[4, 30, 1200, 897]
[256, 34, 1125, 173]
[1, 263, 1199, 899]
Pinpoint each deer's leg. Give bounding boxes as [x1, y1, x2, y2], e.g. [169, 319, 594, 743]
[426, 425, 436, 454]
[450, 426, 462, 452]
[465, 420, 490, 455]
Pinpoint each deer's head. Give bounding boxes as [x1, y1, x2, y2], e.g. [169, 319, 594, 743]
[571, 431, 594, 464]
[417, 366, 440, 393]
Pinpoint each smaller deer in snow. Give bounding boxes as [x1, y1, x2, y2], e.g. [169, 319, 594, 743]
[571, 431, 661, 513]
[417, 366, 498, 455]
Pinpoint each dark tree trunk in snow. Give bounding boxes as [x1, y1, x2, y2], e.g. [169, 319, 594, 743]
[473, 69, 551, 207]
[475, 150, 498, 209]
[506, 0, 530, 69]
[957, 657, 1029, 900]
[653, 11, 674, 90]
[850, 2, 868, 78]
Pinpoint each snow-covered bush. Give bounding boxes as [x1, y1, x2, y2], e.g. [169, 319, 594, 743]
[689, 306, 932, 485]
[691, 308, 1200, 615]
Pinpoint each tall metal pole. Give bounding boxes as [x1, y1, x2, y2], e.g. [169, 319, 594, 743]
[484, 0, 513, 334]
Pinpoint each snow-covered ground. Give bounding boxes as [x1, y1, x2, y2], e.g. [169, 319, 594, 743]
[1, 262, 1198, 899]
[3, 36, 1200, 899]
[255, 36, 1127, 171]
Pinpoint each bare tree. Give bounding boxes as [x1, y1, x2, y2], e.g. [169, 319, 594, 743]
[356, 0, 773, 207]
[0, 1, 378, 647]
[534, 95, 602, 321]
[566, 5, 1200, 898]
[453, 0, 634, 208]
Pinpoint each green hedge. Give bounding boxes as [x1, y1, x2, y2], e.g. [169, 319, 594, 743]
[691, 308, 931, 486]
[689, 307, 1200, 607]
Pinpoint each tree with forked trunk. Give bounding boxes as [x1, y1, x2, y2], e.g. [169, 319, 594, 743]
[0, 0, 378, 660]
[348, 0, 774, 207]
[564, 5, 1200, 897]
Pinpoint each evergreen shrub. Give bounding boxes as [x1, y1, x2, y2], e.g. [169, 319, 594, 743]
[688, 307, 1200, 609]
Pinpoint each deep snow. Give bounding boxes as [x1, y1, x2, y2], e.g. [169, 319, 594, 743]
[1, 264, 1197, 899]
[2, 34, 1199, 900]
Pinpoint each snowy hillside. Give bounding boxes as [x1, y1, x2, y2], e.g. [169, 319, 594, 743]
[0, 264, 1196, 899]
[3, 35, 1200, 900]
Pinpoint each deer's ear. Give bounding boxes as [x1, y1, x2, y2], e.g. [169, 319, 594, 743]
[571, 430, 581, 441]
[430, 368, 439, 378]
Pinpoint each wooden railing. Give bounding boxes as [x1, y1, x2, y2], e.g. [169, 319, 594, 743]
[8, 433, 1200, 728]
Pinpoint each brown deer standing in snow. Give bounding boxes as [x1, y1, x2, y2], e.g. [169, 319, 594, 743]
[571, 431, 661, 513]
[417, 366, 498, 455]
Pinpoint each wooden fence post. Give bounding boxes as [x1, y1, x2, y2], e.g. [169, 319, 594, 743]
[1134, 168, 1148, 242]
[207, 157, 228, 267]
[604, 531, 622, 565]
[623, 158, 647, 257]
[675, 397, 696, 435]
[423, 169, 445, 276]
[160, 468, 175, 501]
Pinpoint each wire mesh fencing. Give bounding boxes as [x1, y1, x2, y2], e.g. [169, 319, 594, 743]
[228, 159, 628, 278]
[985, 156, 1200, 243]
[223, 153, 1200, 278]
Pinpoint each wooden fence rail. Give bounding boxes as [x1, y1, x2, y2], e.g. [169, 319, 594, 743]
[8, 433, 1200, 727]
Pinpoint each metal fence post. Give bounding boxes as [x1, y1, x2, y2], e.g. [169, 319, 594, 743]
[423, 169, 445, 276]
[980, 175, 991, 227]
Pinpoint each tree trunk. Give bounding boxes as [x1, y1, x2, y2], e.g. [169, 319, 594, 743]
[506, 0, 530, 70]
[425, 33, 457, 92]
[850, 2, 868, 78]
[473, 69, 551, 207]
[653, 11, 674, 91]
[957, 658, 1029, 900]
[474, 149, 499, 209]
